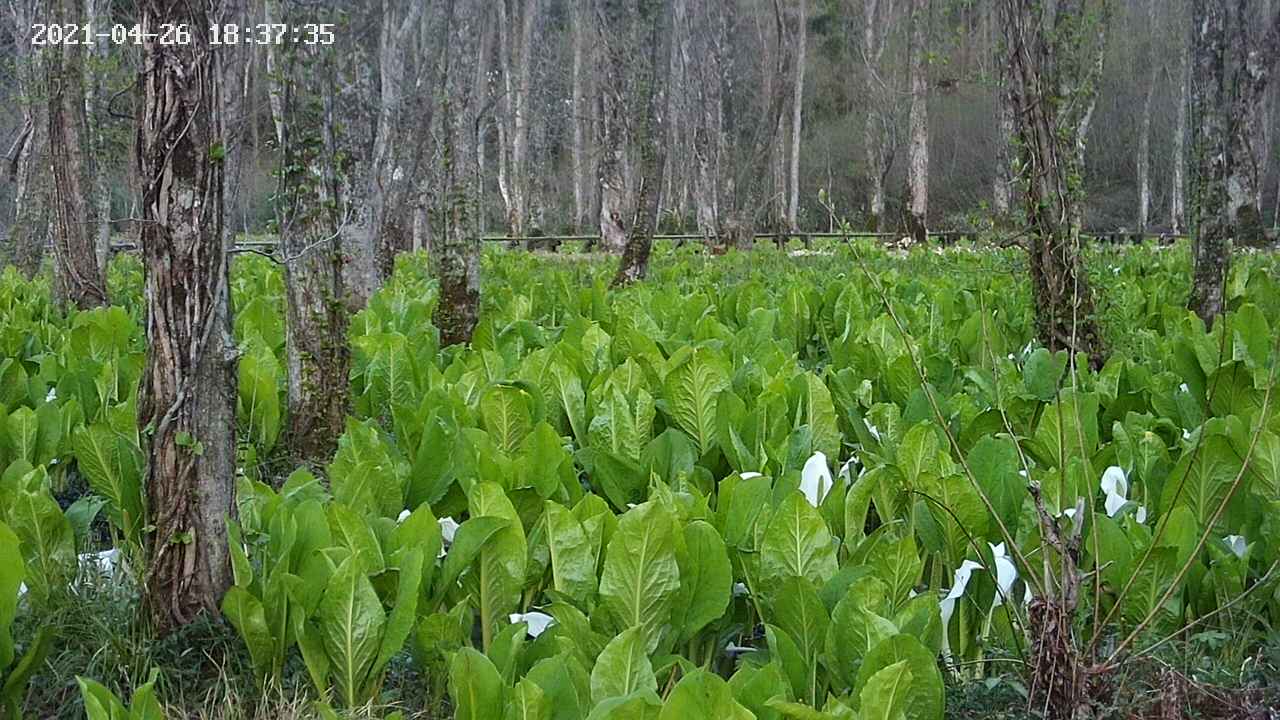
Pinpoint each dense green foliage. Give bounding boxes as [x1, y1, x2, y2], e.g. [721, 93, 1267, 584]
[1, 240, 1279, 718]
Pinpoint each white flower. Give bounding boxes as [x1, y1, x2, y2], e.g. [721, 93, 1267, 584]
[438, 517, 460, 558]
[724, 642, 757, 655]
[1224, 535, 1247, 559]
[1135, 506, 1148, 524]
[989, 543, 1017, 608]
[800, 452, 835, 507]
[837, 455, 859, 480]
[45, 387, 57, 403]
[1007, 353, 1016, 361]
[732, 582, 750, 598]
[863, 419, 881, 441]
[1179, 383, 1189, 393]
[439, 517, 460, 543]
[1021, 340, 1034, 357]
[396, 509, 412, 523]
[739, 472, 763, 480]
[1018, 469, 1028, 478]
[940, 559, 984, 659]
[509, 611, 555, 637]
[17, 582, 27, 598]
[1100, 466, 1129, 518]
[1182, 429, 1192, 440]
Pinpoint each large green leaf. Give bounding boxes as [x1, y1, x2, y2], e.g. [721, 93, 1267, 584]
[466, 482, 527, 649]
[73, 424, 144, 542]
[671, 521, 732, 642]
[590, 627, 658, 706]
[658, 669, 753, 720]
[450, 647, 506, 720]
[482, 383, 537, 455]
[505, 678, 552, 720]
[858, 660, 913, 720]
[662, 346, 730, 455]
[759, 493, 839, 592]
[0, 522, 22, 671]
[315, 556, 384, 708]
[598, 502, 680, 651]
[5, 485, 75, 606]
[854, 635, 943, 720]
[545, 501, 599, 609]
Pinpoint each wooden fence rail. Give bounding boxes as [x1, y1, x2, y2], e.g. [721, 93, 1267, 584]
[108, 229, 1195, 253]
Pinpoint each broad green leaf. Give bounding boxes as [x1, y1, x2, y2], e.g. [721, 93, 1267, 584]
[759, 493, 839, 592]
[590, 627, 658, 706]
[482, 383, 537, 455]
[598, 502, 680, 651]
[505, 678, 551, 720]
[450, 647, 506, 720]
[315, 556, 385, 708]
[858, 660, 913, 720]
[663, 346, 730, 455]
[671, 521, 731, 642]
[658, 669, 753, 720]
[545, 501, 599, 609]
[855, 635, 944, 720]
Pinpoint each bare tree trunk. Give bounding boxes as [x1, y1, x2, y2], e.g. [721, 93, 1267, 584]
[86, 0, 112, 273]
[1172, 44, 1189, 233]
[787, 0, 806, 232]
[5, 0, 50, 276]
[137, 0, 236, 634]
[571, 0, 591, 233]
[47, 0, 107, 309]
[1136, 0, 1157, 232]
[612, 0, 673, 287]
[906, 0, 929, 244]
[496, 0, 538, 241]
[435, 0, 483, 346]
[597, 0, 629, 255]
[862, 0, 893, 233]
[1002, 0, 1108, 370]
[690, 0, 722, 241]
[994, 84, 1015, 218]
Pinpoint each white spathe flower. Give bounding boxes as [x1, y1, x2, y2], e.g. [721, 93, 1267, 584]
[45, 387, 57, 403]
[1182, 429, 1192, 441]
[989, 543, 1017, 608]
[1179, 383, 1190, 393]
[438, 517, 460, 558]
[1135, 506, 1148, 524]
[800, 452, 835, 507]
[724, 642, 757, 655]
[732, 582, 750, 598]
[739, 472, 763, 480]
[863, 419, 881, 442]
[1224, 535, 1247, 559]
[837, 455, 859, 480]
[509, 611, 555, 638]
[17, 582, 27, 598]
[396, 509, 412, 523]
[940, 559, 985, 660]
[439, 516, 460, 543]
[1100, 466, 1129, 518]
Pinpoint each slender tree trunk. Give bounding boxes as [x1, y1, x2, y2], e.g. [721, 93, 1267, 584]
[597, 0, 629, 255]
[787, 0, 806, 232]
[612, 0, 673, 287]
[1137, 0, 1157, 232]
[1172, 44, 1189, 233]
[993, 0, 1014, 220]
[906, 0, 929, 244]
[435, 0, 483, 346]
[1189, 0, 1230, 322]
[86, 0, 112, 273]
[5, 1, 50, 276]
[496, 0, 537, 241]
[863, 0, 890, 233]
[571, 0, 590, 233]
[267, 6, 351, 465]
[137, 0, 236, 634]
[1002, 0, 1107, 369]
[690, 0, 722, 241]
[47, 0, 107, 309]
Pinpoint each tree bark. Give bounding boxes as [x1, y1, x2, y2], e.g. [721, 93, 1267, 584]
[496, 0, 538, 242]
[1136, 0, 1157, 232]
[571, 0, 592, 233]
[1189, 0, 1280, 323]
[5, 0, 50, 277]
[787, 0, 806, 232]
[1002, 0, 1108, 369]
[47, 0, 107, 309]
[1172, 44, 1189, 233]
[267, 3, 351, 466]
[690, 0, 723, 241]
[136, 0, 236, 634]
[612, 0, 674, 287]
[86, 0, 112, 273]
[862, 0, 895, 233]
[435, 0, 483, 346]
[906, 0, 929, 244]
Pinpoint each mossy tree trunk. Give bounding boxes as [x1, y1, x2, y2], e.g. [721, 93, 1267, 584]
[1002, 0, 1108, 370]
